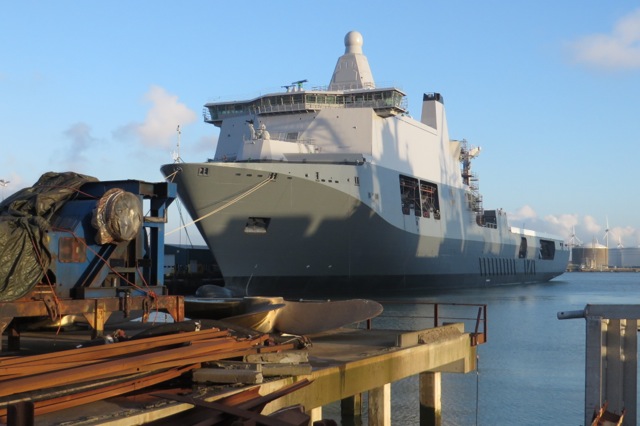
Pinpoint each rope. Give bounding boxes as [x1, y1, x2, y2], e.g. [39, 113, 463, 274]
[175, 198, 195, 247]
[166, 176, 274, 236]
[164, 169, 181, 183]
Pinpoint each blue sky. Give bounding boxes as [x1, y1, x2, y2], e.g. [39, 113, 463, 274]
[2, 2, 639, 247]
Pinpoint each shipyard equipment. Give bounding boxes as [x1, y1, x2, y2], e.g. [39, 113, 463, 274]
[0, 172, 184, 350]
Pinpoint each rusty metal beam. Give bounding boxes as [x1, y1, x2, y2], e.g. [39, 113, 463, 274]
[0, 334, 268, 398]
[0, 365, 198, 422]
[0, 295, 184, 323]
[0, 328, 230, 371]
[0, 294, 185, 349]
[153, 381, 312, 426]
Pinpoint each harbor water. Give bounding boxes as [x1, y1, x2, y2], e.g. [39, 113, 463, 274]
[324, 272, 640, 425]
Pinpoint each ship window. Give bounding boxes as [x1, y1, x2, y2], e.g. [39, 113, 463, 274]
[354, 176, 360, 186]
[539, 239, 555, 260]
[399, 175, 420, 216]
[519, 237, 527, 258]
[419, 180, 440, 220]
[245, 217, 271, 234]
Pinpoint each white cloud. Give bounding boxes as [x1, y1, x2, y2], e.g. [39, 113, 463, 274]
[582, 215, 602, 235]
[115, 86, 197, 149]
[507, 206, 640, 247]
[509, 205, 538, 222]
[609, 226, 640, 248]
[62, 122, 97, 169]
[567, 8, 640, 70]
[192, 135, 218, 154]
[544, 213, 578, 229]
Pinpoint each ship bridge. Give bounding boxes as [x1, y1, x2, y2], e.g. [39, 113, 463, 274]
[203, 88, 407, 126]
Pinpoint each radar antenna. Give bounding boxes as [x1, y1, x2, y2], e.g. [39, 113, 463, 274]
[283, 79, 308, 92]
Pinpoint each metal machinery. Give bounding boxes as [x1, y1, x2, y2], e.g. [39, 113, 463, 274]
[0, 175, 184, 350]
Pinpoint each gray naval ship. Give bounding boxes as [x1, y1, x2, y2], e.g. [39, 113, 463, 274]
[161, 31, 569, 297]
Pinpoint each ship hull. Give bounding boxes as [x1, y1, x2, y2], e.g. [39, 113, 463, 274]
[162, 162, 569, 298]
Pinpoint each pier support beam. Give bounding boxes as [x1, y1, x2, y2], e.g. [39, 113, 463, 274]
[307, 406, 322, 423]
[419, 371, 442, 426]
[368, 383, 390, 426]
[559, 304, 639, 426]
[585, 316, 637, 425]
[257, 325, 476, 422]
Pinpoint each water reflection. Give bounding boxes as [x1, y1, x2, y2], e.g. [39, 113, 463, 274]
[322, 273, 640, 425]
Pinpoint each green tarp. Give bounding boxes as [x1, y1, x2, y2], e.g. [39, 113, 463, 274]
[0, 172, 98, 301]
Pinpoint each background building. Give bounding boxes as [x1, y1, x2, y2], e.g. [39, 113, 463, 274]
[571, 245, 640, 270]
[164, 244, 223, 295]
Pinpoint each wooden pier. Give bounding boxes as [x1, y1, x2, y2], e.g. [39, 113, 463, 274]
[260, 324, 477, 425]
[2, 302, 484, 426]
[20, 323, 477, 425]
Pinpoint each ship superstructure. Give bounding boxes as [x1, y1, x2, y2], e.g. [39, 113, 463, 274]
[161, 31, 569, 297]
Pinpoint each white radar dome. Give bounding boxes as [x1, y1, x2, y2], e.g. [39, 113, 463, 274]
[344, 31, 363, 54]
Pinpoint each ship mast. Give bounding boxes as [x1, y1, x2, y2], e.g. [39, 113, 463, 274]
[172, 125, 183, 163]
[459, 140, 482, 214]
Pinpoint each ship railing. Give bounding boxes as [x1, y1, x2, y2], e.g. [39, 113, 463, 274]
[367, 300, 487, 346]
[248, 98, 406, 115]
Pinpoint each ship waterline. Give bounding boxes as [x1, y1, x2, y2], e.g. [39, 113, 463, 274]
[162, 30, 569, 297]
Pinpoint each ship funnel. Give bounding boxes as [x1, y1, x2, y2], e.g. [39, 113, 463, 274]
[421, 93, 445, 130]
[328, 31, 375, 91]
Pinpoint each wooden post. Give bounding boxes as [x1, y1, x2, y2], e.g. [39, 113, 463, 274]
[419, 371, 442, 426]
[7, 323, 20, 352]
[308, 406, 322, 424]
[368, 383, 390, 426]
[0, 317, 12, 352]
[7, 400, 34, 426]
[584, 316, 604, 426]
